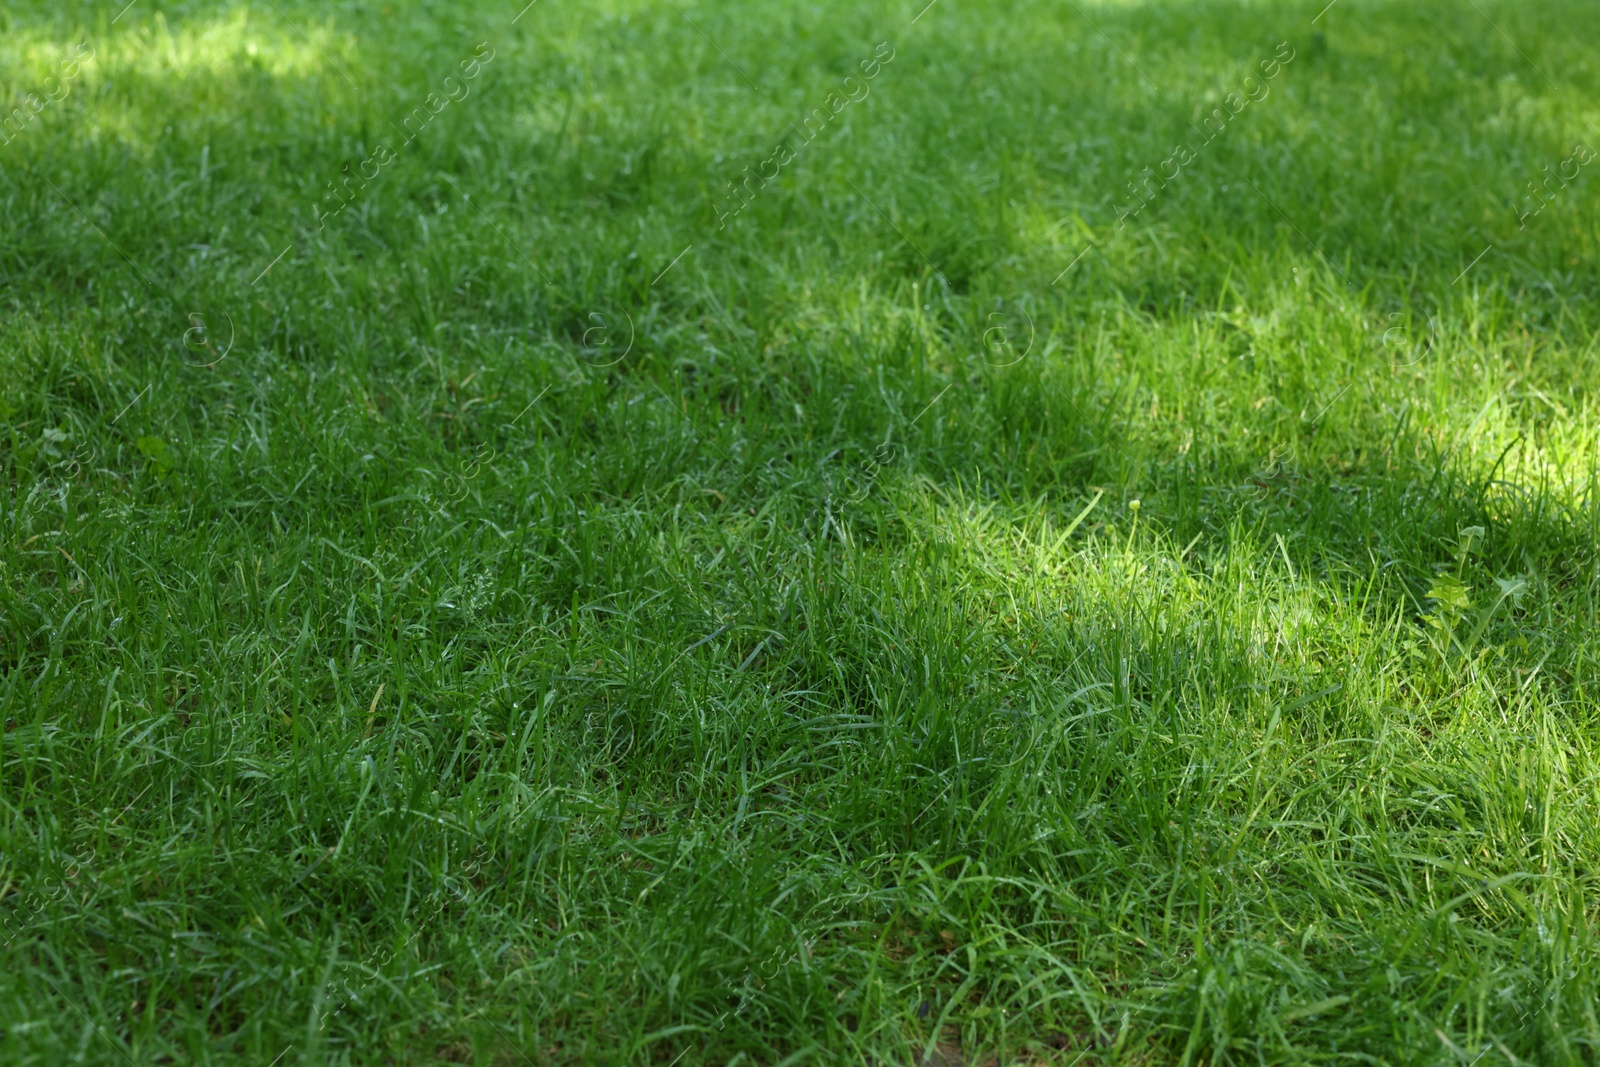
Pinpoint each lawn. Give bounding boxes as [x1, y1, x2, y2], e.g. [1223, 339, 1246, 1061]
[2, 0, 1600, 1062]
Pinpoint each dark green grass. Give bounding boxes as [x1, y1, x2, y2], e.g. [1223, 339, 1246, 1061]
[3, 0, 1600, 1062]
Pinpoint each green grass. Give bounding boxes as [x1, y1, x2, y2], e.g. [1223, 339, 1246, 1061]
[3, 0, 1600, 1062]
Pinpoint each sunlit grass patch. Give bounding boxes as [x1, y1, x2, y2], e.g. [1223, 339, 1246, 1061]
[2, 0, 1600, 1063]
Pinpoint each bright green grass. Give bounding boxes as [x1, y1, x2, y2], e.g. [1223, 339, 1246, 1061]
[3, 0, 1600, 1062]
